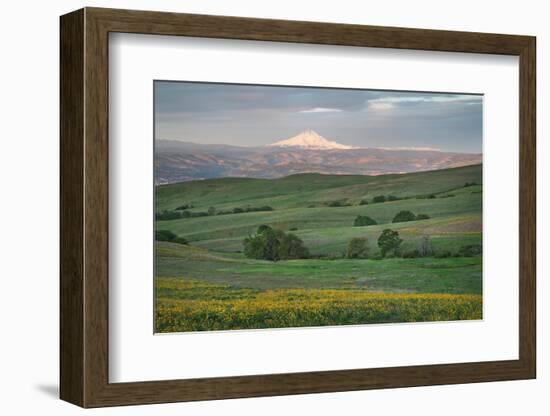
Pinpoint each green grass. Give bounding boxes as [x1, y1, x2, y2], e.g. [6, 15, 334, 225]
[154, 164, 483, 331]
[156, 243, 481, 294]
[156, 164, 482, 211]
[156, 168, 481, 255]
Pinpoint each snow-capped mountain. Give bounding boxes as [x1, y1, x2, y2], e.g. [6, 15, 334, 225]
[267, 129, 355, 150]
[155, 134, 482, 184]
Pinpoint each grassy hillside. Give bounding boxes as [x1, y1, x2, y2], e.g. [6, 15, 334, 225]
[154, 164, 483, 332]
[156, 164, 482, 211]
[156, 242, 482, 294]
[156, 165, 482, 256]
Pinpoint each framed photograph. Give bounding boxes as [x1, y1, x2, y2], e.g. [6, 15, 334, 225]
[60, 7, 536, 407]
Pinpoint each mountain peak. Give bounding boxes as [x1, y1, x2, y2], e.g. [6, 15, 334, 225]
[267, 130, 355, 150]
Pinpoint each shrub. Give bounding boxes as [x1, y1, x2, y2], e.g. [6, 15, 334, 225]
[346, 237, 369, 259]
[387, 195, 400, 201]
[216, 206, 274, 215]
[155, 210, 182, 221]
[378, 229, 403, 257]
[257, 224, 273, 234]
[279, 233, 310, 260]
[458, 244, 482, 257]
[175, 203, 193, 210]
[177, 210, 209, 218]
[392, 210, 416, 223]
[464, 182, 478, 187]
[243, 228, 309, 261]
[416, 213, 430, 220]
[172, 237, 189, 245]
[289, 227, 298, 231]
[208, 206, 216, 216]
[155, 229, 188, 245]
[358, 199, 369, 205]
[353, 215, 377, 227]
[435, 250, 453, 258]
[372, 195, 387, 203]
[155, 229, 177, 241]
[402, 249, 421, 258]
[327, 200, 351, 207]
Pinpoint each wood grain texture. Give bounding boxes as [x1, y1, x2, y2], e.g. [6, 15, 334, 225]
[518, 38, 536, 375]
[59, 8, 84, 407]
[59, 7, 537, 408]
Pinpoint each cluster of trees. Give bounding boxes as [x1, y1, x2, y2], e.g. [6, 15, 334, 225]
[392, 210, 430, 223]
[353, 215, 377, 227]
[155, 229, 188, 245]
[329, 195, 407, 207]
[214, 205, 273, 215]
[346, 229, 403, 259]
[347, 232, 481, 260]
[371, 195, 402, 204]
[402, 235, 433, 258]
[403, 241, 482, 259]
[346, 237, 369, 258]
[175, 203, 193, 210]
[243, 225, 309, 261]
[156, 209, 209, 220]
[354, 211, 430, 227]
[327, 199, 352, 207]
[156, 205, 274, 221]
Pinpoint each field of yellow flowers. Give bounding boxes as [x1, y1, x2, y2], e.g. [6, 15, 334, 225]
[155, 277, 482, 332]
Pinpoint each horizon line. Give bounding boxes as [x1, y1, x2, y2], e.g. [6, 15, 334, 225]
[156, 138, 482, 155]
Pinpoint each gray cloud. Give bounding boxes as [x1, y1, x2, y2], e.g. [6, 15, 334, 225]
[154, 81, 482, 153]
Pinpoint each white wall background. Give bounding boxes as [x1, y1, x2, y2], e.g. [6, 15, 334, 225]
[0, 0, 545, 414]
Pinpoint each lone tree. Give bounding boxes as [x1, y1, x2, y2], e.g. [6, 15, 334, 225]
[243, 227, 309, 261]
[377, 229, 403, 257]
[418, 235, 434, 257]
[392, 210, 416, 223]
[353, 215, 377, 227]
[347, 237, 369, 259]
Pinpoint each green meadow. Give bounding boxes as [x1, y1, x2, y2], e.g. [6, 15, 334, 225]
[154, 164, 483, 332]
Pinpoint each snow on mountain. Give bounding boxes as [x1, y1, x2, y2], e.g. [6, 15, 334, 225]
[267, 129, 355, 150]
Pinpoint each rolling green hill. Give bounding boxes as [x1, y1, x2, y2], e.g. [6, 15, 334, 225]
[156, 164, 481, 211]
[156, 164, 482, 256]
[154, 164, 483, 332]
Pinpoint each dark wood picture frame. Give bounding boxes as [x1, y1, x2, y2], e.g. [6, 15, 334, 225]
[60, 7, 536, 408]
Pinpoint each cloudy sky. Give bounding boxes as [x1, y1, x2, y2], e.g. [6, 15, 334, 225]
[155, 81, 482, 153]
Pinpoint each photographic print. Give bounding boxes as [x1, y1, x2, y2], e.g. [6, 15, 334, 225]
[154, 81, 483, 333]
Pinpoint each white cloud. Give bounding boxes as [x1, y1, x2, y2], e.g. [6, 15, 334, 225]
[298, 107, 343, 113]
[368, 102, 395, 111]
[367, 94, 482, 105]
